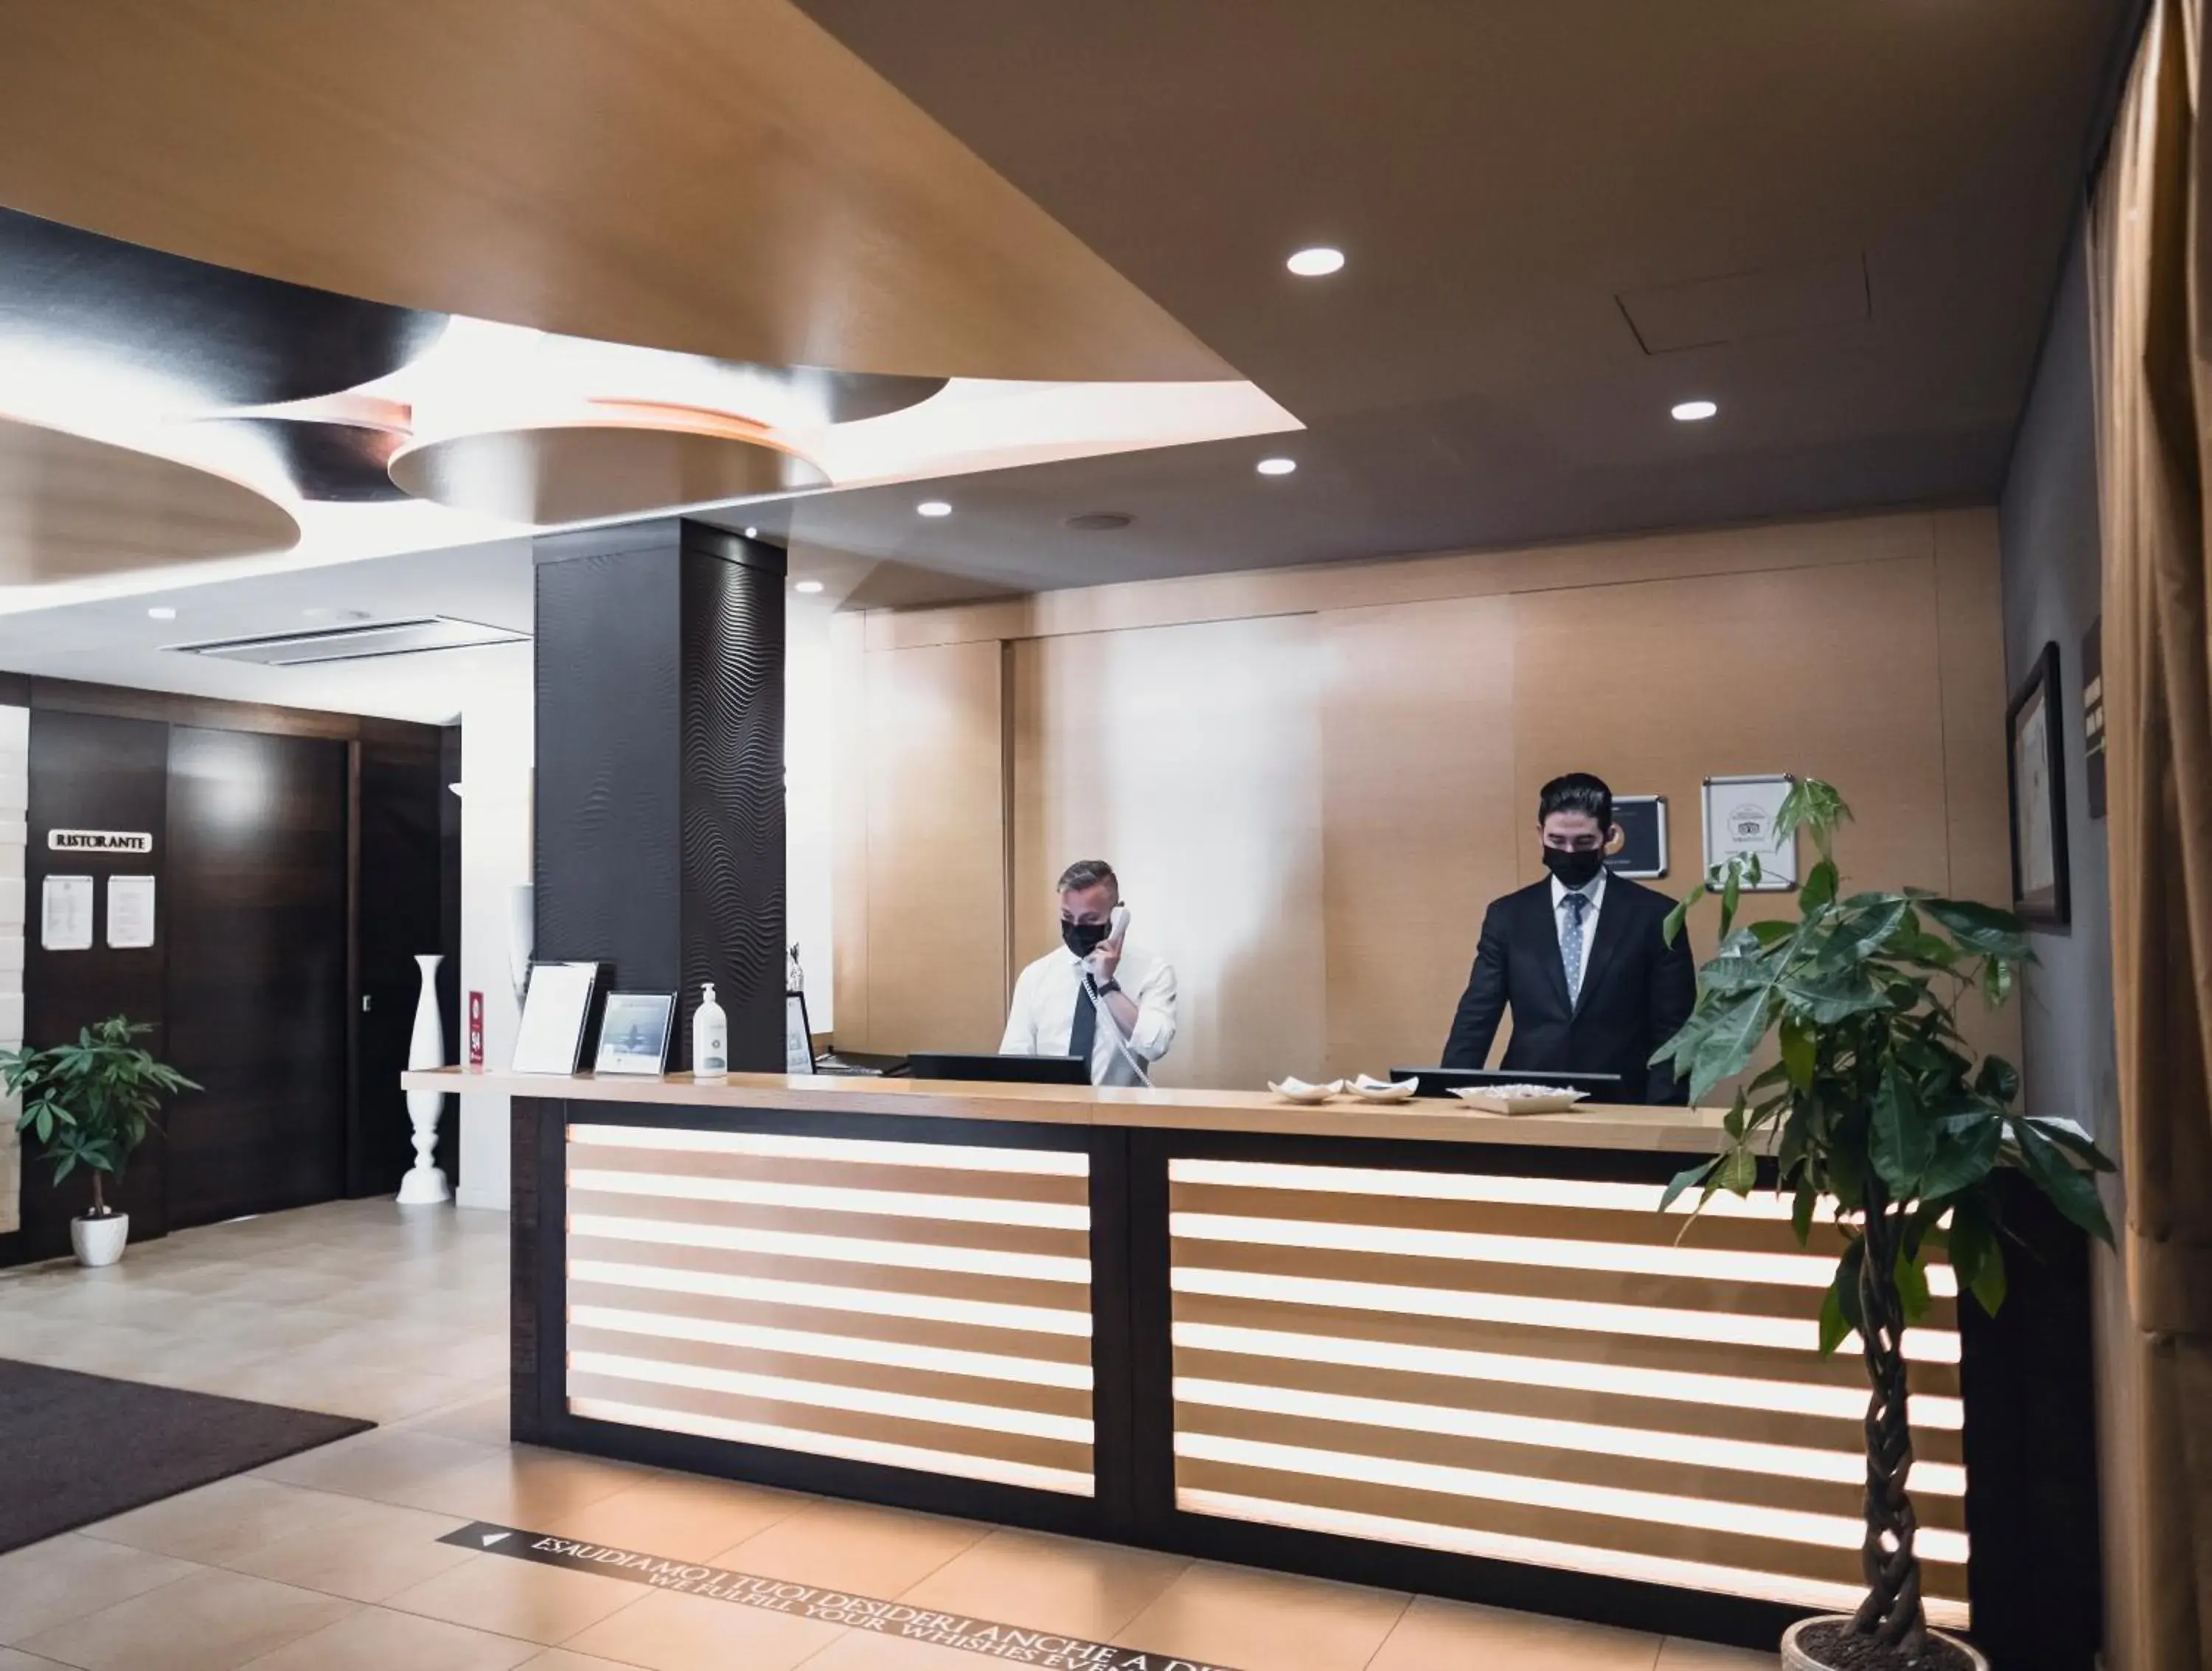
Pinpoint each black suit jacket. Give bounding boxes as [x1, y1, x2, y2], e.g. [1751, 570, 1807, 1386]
[1441, 875, 1696, 1105]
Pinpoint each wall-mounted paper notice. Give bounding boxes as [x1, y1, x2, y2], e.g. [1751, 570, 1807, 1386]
[41, 875, 92, 951]
[106, 875, 156, 949]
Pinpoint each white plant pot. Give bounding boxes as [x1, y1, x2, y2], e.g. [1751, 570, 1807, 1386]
[399, 953, 452, 1206]
[1782, 1616, 1987, 1671]
[71, 1212, 129, 1268]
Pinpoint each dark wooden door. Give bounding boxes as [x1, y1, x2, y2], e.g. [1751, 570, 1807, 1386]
[21, 710, 170, 1259]
[163, 726, 349, 1227]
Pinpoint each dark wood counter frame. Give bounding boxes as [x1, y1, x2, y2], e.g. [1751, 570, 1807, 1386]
[506, 1091, 2098, 1670]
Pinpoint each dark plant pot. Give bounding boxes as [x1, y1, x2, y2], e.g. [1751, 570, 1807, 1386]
[1781, 1618, 1987, 1671]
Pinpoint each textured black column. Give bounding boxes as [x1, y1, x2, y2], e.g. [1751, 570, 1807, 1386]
[534, 518, 785, 1069]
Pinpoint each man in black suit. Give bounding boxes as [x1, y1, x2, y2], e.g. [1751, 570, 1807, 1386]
[1442, 772, 1697, 1105]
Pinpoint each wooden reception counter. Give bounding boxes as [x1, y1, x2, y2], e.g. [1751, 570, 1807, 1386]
[402, 1069, 2095, 1661]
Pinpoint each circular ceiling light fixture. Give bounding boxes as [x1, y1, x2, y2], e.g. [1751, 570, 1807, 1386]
[1064, 512, 1133, 531]
[1286, 246, 1346, 277]
[794, 580, 824, 595]
[1256, 456, 1298, 476]
[147, 605, 176, 619]
[917, 499, 952, 517]
[1671, 399, 1719, 422]
[743, 526, 758, 538]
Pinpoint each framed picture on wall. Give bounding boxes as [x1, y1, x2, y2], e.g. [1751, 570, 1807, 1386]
[2006, 640, 2071, 925]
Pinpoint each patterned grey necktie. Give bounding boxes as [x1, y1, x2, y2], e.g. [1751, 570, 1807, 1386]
[1563, 890, 1589, 1007]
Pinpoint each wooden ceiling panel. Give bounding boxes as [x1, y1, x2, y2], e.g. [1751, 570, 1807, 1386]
[0, 0, 1234, 385]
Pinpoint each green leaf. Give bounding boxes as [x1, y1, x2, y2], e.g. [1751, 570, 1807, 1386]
[1688, 991, 1774, 1105]
[1818, 1280, 1851, 1355]
[1791, 1183, 1816, 1247]
[1747, 919, 1795, 948]
[1660, 1159, 1717, 1212]
[1779, 1015, 1815, 1091]
[1919, 1114, 2003, 1201]
[1799, 858, 1839, 916]
[2013, 1119, 2117, 1244]
[1972, 1055, 2021, 1105]
[1893, 1246, 1933, 1326]
[2022, 1115, 2116, 1171]
[1663, 889, 1700, 947]
[1947, 1195, 2007, 1316]
[1870, 1063, 1935, 1194]
[1716, 1144, 1758, 1195]
[1980, 955, 2015, 1007]
[1719, 866, 1742, 940]
[1924, 897, 2032, 959]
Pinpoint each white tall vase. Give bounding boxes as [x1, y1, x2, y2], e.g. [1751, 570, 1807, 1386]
[399, 953, 452, 1205]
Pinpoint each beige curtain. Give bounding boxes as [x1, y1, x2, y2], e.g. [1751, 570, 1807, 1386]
[2092, 0, 2212, 1664]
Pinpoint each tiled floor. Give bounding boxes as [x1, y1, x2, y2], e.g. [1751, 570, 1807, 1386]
[0, 1200, 1778, 1670]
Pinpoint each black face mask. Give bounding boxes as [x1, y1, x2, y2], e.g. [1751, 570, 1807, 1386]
[1061, 919, 1111, 959]
[1542, 846, 1606, 889]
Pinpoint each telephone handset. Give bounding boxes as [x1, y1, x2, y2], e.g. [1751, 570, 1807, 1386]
[1084, 902, 1152, 1086]
[1106, 904, 1131, 952]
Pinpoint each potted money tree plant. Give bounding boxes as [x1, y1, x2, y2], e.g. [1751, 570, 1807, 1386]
[1654, 781, 2114, 1671]
[4, 1016, 198, 1267]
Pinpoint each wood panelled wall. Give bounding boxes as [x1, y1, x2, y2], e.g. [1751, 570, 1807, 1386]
[831, 510, 2017, 1091]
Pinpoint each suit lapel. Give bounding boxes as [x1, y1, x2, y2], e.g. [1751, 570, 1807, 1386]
[1573, 880, 1630, 1018]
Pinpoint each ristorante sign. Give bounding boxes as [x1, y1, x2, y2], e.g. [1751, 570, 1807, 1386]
[46, 829, 153, 855]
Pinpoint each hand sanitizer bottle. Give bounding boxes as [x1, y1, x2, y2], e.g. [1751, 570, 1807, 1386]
[692, 982, 728, 1078]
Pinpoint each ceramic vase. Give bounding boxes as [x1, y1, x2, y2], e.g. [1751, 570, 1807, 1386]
[399, 953, 451, 1205]
[70, 1212, 128, 1268]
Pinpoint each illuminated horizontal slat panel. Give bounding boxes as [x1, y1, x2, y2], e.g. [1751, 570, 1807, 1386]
[1169, 1158, 1968, 1618]
[568, 1125, 1093, 1497]
[1172, 1290, 1962, 1403]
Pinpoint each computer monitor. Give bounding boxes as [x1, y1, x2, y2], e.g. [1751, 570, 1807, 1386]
[909, 1051, 1091, 1086]
[1389, 1066, 1625, 1100]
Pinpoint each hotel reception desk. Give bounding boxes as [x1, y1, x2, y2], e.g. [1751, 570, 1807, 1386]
[402, 1069, 2097, 1664]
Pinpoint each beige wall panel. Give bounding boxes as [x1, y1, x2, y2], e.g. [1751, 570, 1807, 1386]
[1318, 595, 1520, 1077]
[858, 639, 1007, 1054]
[1931, 508, 2025, 1069]
[830, 613, 872, 1048]
[870, 511, 1937, 653]
[1512, 557, 1953, 959]
[1011, 616, 1325, 1091]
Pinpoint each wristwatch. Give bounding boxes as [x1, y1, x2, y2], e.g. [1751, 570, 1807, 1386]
[1096, 978, 1122, 996]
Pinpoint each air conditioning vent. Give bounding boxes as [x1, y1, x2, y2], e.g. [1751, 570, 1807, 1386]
[170, 616, 529, 667]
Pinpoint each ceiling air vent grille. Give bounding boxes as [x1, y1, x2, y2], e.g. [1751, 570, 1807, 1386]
[170, 616, 529, 667]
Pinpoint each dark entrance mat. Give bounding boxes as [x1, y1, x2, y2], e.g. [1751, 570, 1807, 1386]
[0, 1358, 372, 1553]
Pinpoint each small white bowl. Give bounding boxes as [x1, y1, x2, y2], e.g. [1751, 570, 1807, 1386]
[1348, 1074, 1420, 1103]
[1267, 1077, 1343, 1105]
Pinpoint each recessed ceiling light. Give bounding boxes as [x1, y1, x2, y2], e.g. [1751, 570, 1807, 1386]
[1672, 399, 1719, 422]
[743, 527, 758, 538]
[1287, 246, 1346, 277]
[794, 580, 824, 595]
[917, 500, 952, 518]
[147, 606, 176, 620]
[1256, 457, 1297, 476]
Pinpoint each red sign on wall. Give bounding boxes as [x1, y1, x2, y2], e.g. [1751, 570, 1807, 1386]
[467, 990, 485, 1069]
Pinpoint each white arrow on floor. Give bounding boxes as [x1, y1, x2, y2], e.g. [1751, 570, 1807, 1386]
[481, 1532, 510, 1546]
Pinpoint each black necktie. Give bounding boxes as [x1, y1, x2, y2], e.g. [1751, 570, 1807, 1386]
[1068, 973, 1097, 1083]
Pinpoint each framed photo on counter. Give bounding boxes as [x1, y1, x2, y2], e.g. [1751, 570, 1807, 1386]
[2007, 640, 2070, 925]
[594, 992, 676, 1075]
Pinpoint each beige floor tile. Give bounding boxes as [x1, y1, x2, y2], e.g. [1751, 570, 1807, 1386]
[237, 1605, 542, 1670]
[1117, 1561, 1412, 1671]
[715, 1498, 987, 1596]
[897, 1526, 1189, 1643]
[543, 1471, 813, 1563]
[796, 1633, 1020, 1671]
[20, 1566, 356, 1671]
[394, 1445, 659, 1523]
[81, 1477, 369, 1566]
[0, 1650, 70, 1669]
[223, 1498, 477, 1604]
[1658, 1639, 1781, 1670]
[383, 1555, 639, 1644]
[566, 1588, 849, 1671]
[0, 1535, 199, 1644]
[513, 1652, 650, 1671]
[404, 1394, 515, 1448]
[1369, 1595, 1664, 1671]
[254, 1425, 501, 1503]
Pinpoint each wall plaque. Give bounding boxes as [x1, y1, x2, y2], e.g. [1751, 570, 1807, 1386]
[47, 829, 153, 855]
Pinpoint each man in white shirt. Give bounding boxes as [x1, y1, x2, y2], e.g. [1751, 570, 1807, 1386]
[1000, 859, 1178, 1086]
[1440, 773, 1694, 1103]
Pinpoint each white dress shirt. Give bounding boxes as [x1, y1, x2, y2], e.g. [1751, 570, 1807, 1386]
[999, 945, 1178, 1085]
[1551, 869, 1607, 994]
